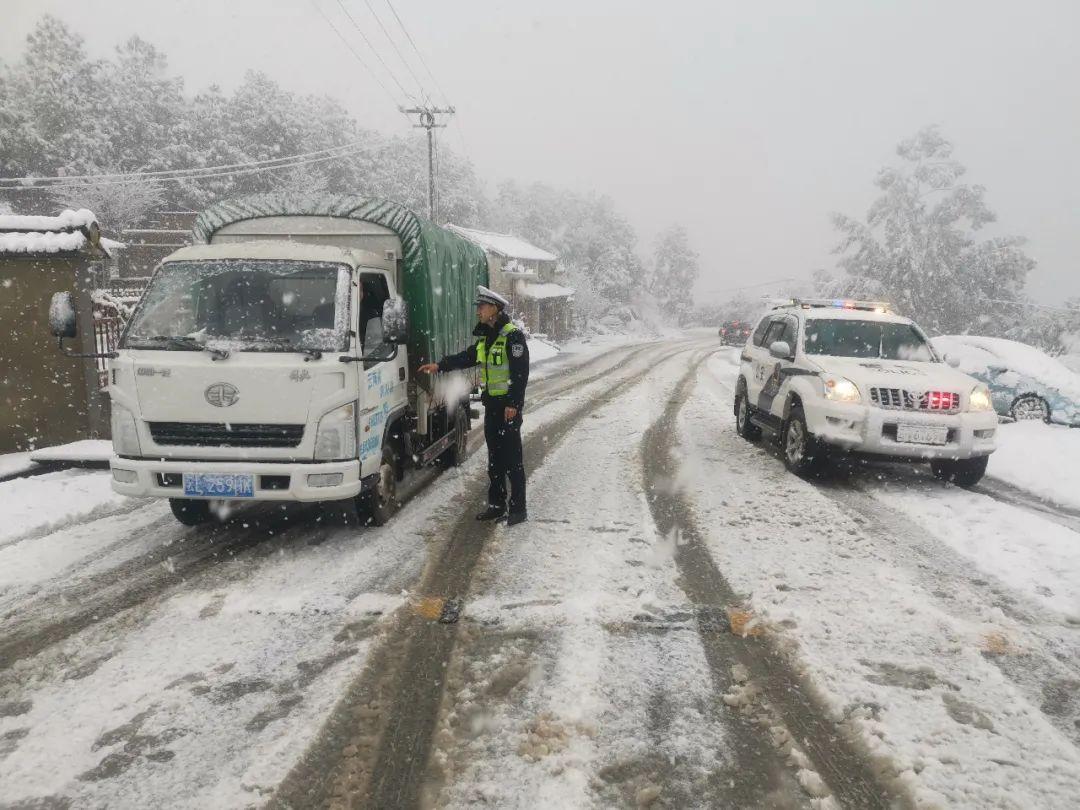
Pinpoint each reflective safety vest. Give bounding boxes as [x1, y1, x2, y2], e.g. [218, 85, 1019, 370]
[476, 322, 519, 397]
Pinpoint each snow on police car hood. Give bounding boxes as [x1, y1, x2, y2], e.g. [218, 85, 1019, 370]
[807, 355, 983, 396]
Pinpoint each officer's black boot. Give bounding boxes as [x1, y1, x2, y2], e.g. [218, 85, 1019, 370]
[506, 511, 528, 526]
[476, 505, 506, 521]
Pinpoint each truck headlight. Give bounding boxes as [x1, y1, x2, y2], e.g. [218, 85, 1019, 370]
[111, 403, 142, 455]
[968, 385, 993, 412]
[823, 376, 861, 403]
[314, 401, 357, 460]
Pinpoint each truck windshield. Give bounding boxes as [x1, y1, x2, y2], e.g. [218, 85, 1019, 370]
[123, 259, 351, 352]
[804, 319, 936, 361]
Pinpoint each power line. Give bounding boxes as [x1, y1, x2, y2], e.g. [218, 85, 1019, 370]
[0, 139, 369, 187]
[333, 0, 419, 104]
[310, 0, 401, 107]
[0, 144, 371, 192]
[383, 0, 452, 107]
[361, 0, 430, 103]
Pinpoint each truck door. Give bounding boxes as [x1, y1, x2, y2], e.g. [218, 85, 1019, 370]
[358, 273, 408, 470]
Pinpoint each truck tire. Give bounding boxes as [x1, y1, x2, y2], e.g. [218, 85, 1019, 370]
[170, 498, 211, 526]
[439, 404, 470, 468]
[930, 455, 989, 488]
[1010, 394, 1050, 423]
[735, 381, 762, 441]
[356, 445, 400, 526]
[781, 405, 825, 477]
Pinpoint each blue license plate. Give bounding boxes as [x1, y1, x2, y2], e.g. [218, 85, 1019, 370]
[182, 473, 255, 498]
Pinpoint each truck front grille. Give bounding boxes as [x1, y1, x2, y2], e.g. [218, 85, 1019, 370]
[869, 387, 960, 412]
[148, 422, 305, 448]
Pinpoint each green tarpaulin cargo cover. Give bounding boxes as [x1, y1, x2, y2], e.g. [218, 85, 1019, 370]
[192, 193, 489, 364]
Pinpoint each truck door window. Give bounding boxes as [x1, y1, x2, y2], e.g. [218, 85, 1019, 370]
[360, 273, 391, 367]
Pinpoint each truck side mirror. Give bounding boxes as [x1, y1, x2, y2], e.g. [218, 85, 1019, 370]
[769, 340, 792, 360]
[382, 297, 408, 344]
[49, 292, 77, 338]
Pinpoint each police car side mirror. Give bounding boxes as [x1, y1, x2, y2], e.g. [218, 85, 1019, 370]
[769, 340, 792, 360]
[945, 354, 961, 369]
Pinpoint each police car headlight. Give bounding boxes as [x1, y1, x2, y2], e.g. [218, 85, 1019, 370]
[968, 385, 993, 412]
[111, 402, 142, 455]
[314, 401, 357, 460]
[822, 376, 861, 403]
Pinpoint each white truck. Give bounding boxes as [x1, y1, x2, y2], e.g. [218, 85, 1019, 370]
[50, 195, 489, 525]
[734, 299, 999, 486]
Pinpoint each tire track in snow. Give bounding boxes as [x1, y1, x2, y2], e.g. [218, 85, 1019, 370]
[642, 352, 895, 809]
[268, 339, 713, 810]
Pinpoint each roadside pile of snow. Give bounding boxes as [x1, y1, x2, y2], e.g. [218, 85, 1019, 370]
[0, 451, 36, 479]
[29, 439, 113, 465]
[989, 422, 1080, 511]
[0, 469, 129, 545]
[527, 334, 560, 364]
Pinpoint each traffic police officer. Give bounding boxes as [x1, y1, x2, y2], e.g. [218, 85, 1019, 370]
[418, 286, 530, 525]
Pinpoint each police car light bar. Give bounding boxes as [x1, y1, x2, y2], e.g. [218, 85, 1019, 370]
[775, 298, 893, 313]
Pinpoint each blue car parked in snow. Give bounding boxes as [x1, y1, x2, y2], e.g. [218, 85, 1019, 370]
[933, 336, 1080, 426]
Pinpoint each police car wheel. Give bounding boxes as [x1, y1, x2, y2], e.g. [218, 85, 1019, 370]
[735, 385, 762, 440]
[930, 455, 989, 488]
[782, 406, 823, 477]
[169, 498, 211, 526]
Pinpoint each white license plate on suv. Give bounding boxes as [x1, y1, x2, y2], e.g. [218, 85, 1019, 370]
[895, 424, 949, 445]
[183, 473, 255, 498]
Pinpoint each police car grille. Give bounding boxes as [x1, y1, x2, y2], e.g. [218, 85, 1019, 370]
[869, 388, 960, 411]
[148, 422, 305, 447]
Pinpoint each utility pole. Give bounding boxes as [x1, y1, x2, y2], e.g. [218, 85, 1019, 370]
[400, 105, 455, 222]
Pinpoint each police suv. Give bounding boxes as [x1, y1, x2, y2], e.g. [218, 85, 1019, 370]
[734, 299, 998, 486]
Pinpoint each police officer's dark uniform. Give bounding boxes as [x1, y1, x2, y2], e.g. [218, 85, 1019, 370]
[434, 286, 530, 525]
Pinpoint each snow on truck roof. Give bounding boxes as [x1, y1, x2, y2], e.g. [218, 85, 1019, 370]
[445, 224, 557, 262]
[163, 241, 386, 266]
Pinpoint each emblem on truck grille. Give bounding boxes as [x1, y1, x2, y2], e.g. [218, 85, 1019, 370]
[205, 382, 239, 407]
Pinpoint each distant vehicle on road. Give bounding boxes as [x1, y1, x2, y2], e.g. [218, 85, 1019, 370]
[718, 319, 751, 346]
[734, 299, 997, 486]
[932, 335, 1080, 426]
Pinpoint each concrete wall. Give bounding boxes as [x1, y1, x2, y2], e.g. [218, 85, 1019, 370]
[0, 255, 105, 452]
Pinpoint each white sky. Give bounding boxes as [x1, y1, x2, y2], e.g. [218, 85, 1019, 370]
[4, 0, 1079, 304]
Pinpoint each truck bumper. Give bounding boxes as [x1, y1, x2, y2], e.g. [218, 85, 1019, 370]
[804, 403, 998, 460]
[109, 457, 363, 502]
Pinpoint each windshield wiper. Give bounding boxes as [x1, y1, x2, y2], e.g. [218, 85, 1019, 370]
[139, 335, 230, 361]
[261, 337, 323, 361]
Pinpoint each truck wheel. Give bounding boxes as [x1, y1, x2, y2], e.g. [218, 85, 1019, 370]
[782, 405, 825, 477]
[930, 455, 989, 488]
[439, 404, 470, 468]
[356, 446, 400, 526]
[735, 383, 762, 441]
[170, 498, 211, 526]
[1010, 394, 1050, 423]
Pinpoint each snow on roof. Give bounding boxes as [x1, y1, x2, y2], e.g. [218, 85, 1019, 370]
[446, 224, 557, 262]
[517, 281, 575, 300]
[0, 230, 89, 255]
[164, 240, 384, 266]
[0, 209, 97, 233]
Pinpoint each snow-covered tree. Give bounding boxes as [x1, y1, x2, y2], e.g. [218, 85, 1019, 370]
[649, 224, 699, 320]
[830, 126, 1035, 335]
[48, 178, 164, 235]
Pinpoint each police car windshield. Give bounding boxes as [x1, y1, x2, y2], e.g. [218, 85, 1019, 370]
[804, 319, 936, 361]
[123, 259, 351, 352]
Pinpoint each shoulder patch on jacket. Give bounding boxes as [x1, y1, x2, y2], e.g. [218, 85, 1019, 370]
[511, 343, 525, 358]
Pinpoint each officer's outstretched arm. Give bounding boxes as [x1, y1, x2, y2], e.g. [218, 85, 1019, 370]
[437, 341, 480, 372]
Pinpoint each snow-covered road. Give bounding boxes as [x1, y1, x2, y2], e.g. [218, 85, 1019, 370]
[2, 337, 1079, 809]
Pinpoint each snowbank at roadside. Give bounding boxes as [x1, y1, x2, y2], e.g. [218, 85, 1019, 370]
[989, 421, 1080, 511]
[0, 469, 129, 545]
